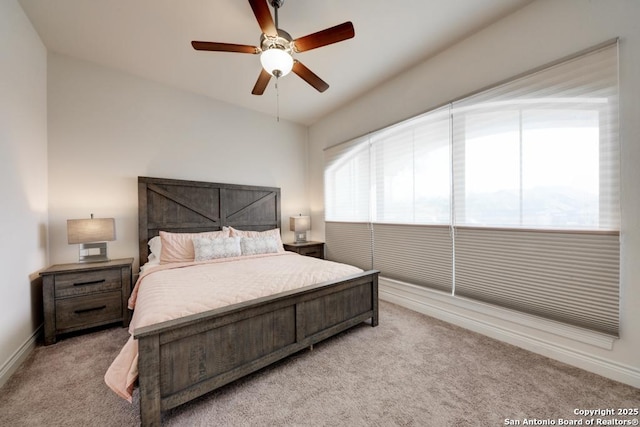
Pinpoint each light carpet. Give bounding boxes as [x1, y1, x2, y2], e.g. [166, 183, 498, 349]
[0, 301, 638, 426]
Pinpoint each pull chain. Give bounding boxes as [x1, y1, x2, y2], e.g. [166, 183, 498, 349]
[276, 77, 280, 122]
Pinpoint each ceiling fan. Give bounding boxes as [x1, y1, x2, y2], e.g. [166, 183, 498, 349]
[191, 0, 355, 95]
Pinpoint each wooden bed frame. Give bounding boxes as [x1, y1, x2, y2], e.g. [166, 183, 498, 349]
[134, 177, 379, 426]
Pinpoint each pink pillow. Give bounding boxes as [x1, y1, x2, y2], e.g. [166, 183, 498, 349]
[228, 227, 285, 253]
[159, 229, 229, 264]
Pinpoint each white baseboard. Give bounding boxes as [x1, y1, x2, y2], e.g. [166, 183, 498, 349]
[0, 326, 41, 389]
[379, 277, 640, 389]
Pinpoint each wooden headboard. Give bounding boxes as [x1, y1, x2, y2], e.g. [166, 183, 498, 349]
[138, 176, 281, 264]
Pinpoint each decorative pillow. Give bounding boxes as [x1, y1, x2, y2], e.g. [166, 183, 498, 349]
[240, 236, 280, 256]
[228, 227, 285, 252]
[159, 229, 230, 264]
[193, 237, 241, 261]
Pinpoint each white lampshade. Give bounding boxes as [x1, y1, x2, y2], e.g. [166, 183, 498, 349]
[67, 216, 115, 263]
[67, 218, 115, 244]
[290, 215, 310, 233]
[260, 48, 294, 77]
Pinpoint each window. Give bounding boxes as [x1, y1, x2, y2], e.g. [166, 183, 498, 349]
[324, 40, 620, 335]
[325, 136, 370, 223]
[372, 108, 451, 224]
[452, 44, 619, 230]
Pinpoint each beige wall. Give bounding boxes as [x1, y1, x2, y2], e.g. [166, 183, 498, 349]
[2, 2, 309, 386]
[47, 53, 309, 269]
[308, 0, 640, 387]
[0, 0, 48, 385]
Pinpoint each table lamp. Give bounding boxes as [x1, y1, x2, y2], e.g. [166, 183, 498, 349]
[67, 214, 115, 262]
[289, 214, 310, 244]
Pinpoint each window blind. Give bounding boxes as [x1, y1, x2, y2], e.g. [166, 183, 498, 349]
[325, 221, 372, 270]
[373, 224, 452, 292]
[325, 137, 374, 271]
[371, 106, 451, 224]
[454, 227, 619, 335]
[452, 42, 619, 230]
[325, 135, 371, 223]
[450, 41, 620, 335]
[323, 40, 620, 336]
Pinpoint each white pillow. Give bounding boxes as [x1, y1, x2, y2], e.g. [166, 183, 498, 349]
[160, 229, 229, 263]
[193, 237, 241, 261]
[240, 236, 280, 256]
[140, 254, 160, 273]
[228, 227, 285, 252]
[148, 236, 162, 258]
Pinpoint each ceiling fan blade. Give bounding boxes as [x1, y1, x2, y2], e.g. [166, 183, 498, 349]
[292, 60, 329, 93]
[248, 0, 277, 37]
[293, 21, 355, 53]
[252, 68, 272, 95]
[192, 41, 259, 54]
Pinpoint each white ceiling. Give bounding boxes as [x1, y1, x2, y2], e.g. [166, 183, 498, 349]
[18, 0, 532, 126]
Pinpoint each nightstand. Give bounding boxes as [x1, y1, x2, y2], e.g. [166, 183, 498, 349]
[283, 241, 325, 259]
[40, 258, 133, 345]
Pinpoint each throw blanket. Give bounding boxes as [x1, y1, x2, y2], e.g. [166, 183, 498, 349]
[104, 252, 362, 401]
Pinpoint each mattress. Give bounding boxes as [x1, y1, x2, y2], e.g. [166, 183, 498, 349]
[104, 252, 363, 401]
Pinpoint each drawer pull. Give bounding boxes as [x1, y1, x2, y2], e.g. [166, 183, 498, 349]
[73, 279, 106, 287]
[74, 305, 107, 314]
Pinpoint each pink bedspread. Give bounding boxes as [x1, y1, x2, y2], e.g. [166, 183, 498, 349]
[104, 252, 363, 401]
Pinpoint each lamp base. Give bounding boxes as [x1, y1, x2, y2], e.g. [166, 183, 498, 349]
[78, 242, 110, 263]
[293, 232, 307, 244]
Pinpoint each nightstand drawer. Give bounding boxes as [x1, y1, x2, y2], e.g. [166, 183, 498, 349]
[298, 246, 323, 258]
[55, 291, 123, 331]
[54, 268, 122, 298]
[283, 242, 325, 260]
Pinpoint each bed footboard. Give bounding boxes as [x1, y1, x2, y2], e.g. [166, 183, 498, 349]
[134, 270, 379, 426]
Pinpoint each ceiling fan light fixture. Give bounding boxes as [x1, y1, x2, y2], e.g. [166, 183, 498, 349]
[191, 1, 354, 94]
[260, 47, 293, 77]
